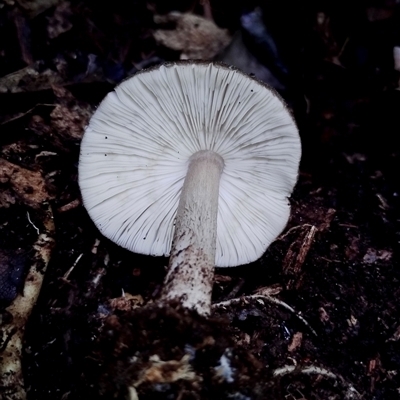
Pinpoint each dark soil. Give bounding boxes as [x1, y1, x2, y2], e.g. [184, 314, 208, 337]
[1, 1, 399, 399]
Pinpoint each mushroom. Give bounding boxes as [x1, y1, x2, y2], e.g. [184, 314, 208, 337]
[79, 61, 301, 315]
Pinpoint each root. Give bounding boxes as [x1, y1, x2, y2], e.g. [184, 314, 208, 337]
[212, 294, 317, 337]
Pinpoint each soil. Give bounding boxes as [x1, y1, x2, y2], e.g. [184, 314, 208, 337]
[1, 1, 399, 399]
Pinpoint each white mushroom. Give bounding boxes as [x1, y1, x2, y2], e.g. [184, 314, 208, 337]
[79, 61, 301, 315]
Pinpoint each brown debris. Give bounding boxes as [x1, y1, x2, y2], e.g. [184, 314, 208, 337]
[0, 63, 65, 93]
[288, 332, 303, 353]
[281, 207, 336, 290]
[282, 225, 317, 290]
[57, 198, 80, 213]
[28, 86, 92, 153]
[136, 354, 195, 385]
[50, 85, 91, 140]
[108, 293, 144, 312]
[0, 158, 53, 208]
[153, 12, 231, 59]
[253, 284, 283, 297]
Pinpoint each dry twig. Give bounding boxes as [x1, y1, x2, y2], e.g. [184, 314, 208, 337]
[273, 364, 362, 400]
[212, 294, 317, 336]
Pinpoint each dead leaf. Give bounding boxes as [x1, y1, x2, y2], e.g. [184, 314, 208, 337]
[0, 159, 53, 208]
[154, 12, 231, 59]
[109, 293, 144, 312]
[29, 86, 92, 152]
[253, 284, 282, 297]
[0, 62, 65, 93]
[134, 354, 195, 386]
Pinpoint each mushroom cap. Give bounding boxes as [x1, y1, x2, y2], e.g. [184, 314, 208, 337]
[79, 61, 301, 267]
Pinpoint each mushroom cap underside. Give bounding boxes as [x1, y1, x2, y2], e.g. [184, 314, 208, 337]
[79, 61, 301, 267]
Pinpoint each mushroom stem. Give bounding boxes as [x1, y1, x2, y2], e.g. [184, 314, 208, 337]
[161, 150, 224, 315]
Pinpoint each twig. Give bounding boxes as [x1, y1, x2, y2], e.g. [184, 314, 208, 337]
[319, 256, 341, 263]
[57, 199, 81, 213]
[273, 364, 362, 399]
[283, 225, 317, 290]
[62, 253, 83, 281]
[0, 104, 55, 126]
[212, 294, 317, 337]
[276, 224, 314, 241]
[26, 211, 40, 235]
